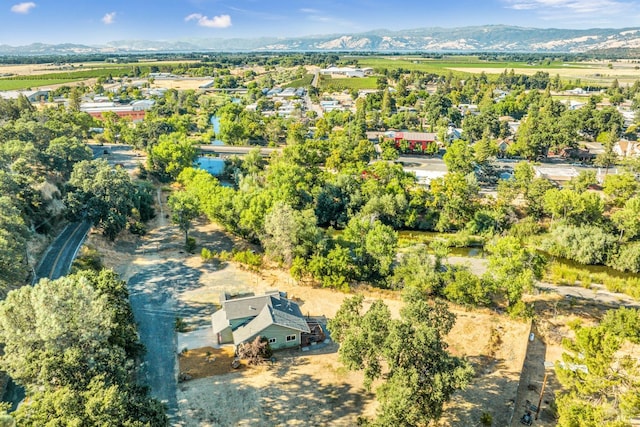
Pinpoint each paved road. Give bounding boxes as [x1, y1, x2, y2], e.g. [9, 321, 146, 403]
[197, 144, 600, 176]
[198, 145, 278, 156]
[34, 221, 92, 282]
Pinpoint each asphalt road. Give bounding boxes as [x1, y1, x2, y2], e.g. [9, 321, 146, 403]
[197, 144, 601, 176]
[34, 220, 92, 282]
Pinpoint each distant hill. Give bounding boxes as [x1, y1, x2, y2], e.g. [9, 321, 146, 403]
[5, 25, 640, 54]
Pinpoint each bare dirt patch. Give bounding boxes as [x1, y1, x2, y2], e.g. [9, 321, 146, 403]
[150, 79, 218, 91]
[177, 345, 375, 427]
[179, 346, 239, 379]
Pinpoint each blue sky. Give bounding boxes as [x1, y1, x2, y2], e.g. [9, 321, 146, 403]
[2, 0, 640, 45]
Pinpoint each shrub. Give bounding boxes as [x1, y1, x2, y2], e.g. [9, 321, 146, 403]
[442, 266, 491, 307]
[480, 412, 493, 426]
[507, 217, 542, 239]
[232, 249, 262, 269]
[607, 242, 640, 273]
[128, 221, 147, 236]
[541, 224, 617, 265]
[185, 236, 196, 253]
[201, 247, 215, 261]
[236, 336, 273, 365]
[71, 246, 103, 272]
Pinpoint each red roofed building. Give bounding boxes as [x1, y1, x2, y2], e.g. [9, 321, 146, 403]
[391, 131, 438, 152]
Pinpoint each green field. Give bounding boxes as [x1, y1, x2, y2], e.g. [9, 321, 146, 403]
[352, 56, 640, 85]
[2, 66, 150, 81]
[286, 73, 314, 88]
[0, 78, 84, 90]
[319, 75, 378, 91]
[355, 56, 566, 72]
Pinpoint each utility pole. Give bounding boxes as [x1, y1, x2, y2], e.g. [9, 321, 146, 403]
[535, 371, 549, 420]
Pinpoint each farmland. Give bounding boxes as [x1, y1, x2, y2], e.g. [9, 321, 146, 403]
[355, 55, 640, 84]
[0, 61, 190, 90]
[318, 75, 378, 91]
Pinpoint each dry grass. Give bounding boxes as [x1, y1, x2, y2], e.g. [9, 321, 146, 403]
[179, 346, 240, 379]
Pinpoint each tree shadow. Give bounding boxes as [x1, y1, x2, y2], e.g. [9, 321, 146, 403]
[444, 356, 519, 426]
[175, 300, 216, 329]
[256, 372, 372, 426]
[179, 343, 374, 427]
[533, 292, 613, 321]
[509, 321, 556, 427]
[127, 260, 204, 416]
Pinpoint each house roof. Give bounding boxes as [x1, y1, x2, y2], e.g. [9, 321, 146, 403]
[211, 309, 229, 335]
[232, 301, 310, 345]
[221, 293, 276, 320]
[394, 132, 437, 142]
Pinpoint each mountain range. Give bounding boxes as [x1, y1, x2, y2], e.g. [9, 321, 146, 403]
[4, 25, 640, 54]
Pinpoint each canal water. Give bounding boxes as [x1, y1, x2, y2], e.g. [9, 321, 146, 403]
[210, 116, 224, 146]
[195, 156, 225, 176]
[396, 230, 634, 279]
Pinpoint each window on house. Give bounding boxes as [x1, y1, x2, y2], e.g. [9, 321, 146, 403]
[286, 335, 296, 342]
[268, 337, 276, 344]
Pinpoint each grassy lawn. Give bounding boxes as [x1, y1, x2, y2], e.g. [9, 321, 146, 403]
[319, 75, 378, 91]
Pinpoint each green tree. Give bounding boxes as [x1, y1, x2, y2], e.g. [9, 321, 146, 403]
[66, 159, 136, 241]
[0, 275, 114, 388]
[484, 236, 544, 313]
[595, 125, 619, 176]
[603, 172, 639, 207]
[68, 87, 82, 112]
[541, 224, 617, 265]
[566, 170, 597, 192]
[555, 309, 640, 427]
[430, 172, 479, 231]
[443, 140, 475, 175]
[443, 265, 491, 307]
[391, 245, 442, 293]
[473, 128, 498, 165]
[0, 271, 167, 425]
[45, 136, 93, 179]
[328, 291, 473, 426]
[148, 132, 197, 181]
[168, 191, 200, 249]
[0, 197, 29, 297]
[262, 202, 323, 266]
[343, 216, 398, 280]
[612, 197, 640, 241]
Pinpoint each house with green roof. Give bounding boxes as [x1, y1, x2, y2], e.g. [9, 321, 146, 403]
[211, 291, 311, 350]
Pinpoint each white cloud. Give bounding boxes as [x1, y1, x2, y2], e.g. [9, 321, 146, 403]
[504, 0, 630, 15]
[102, 12, 116, 25]
[300, 8, 320, 13]
[185, 13, 232, 28]
[10, 2, 35, 14]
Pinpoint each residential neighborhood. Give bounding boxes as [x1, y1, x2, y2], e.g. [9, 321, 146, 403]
[1, 6, 640, 426]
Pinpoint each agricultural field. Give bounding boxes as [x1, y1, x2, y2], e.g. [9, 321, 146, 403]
[318, 74, 378, 91]
[286, 73, 314, 88]
[0, 61, 191, 90]
[356, 55, 640, 85]
[0, 78, 81, 91]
